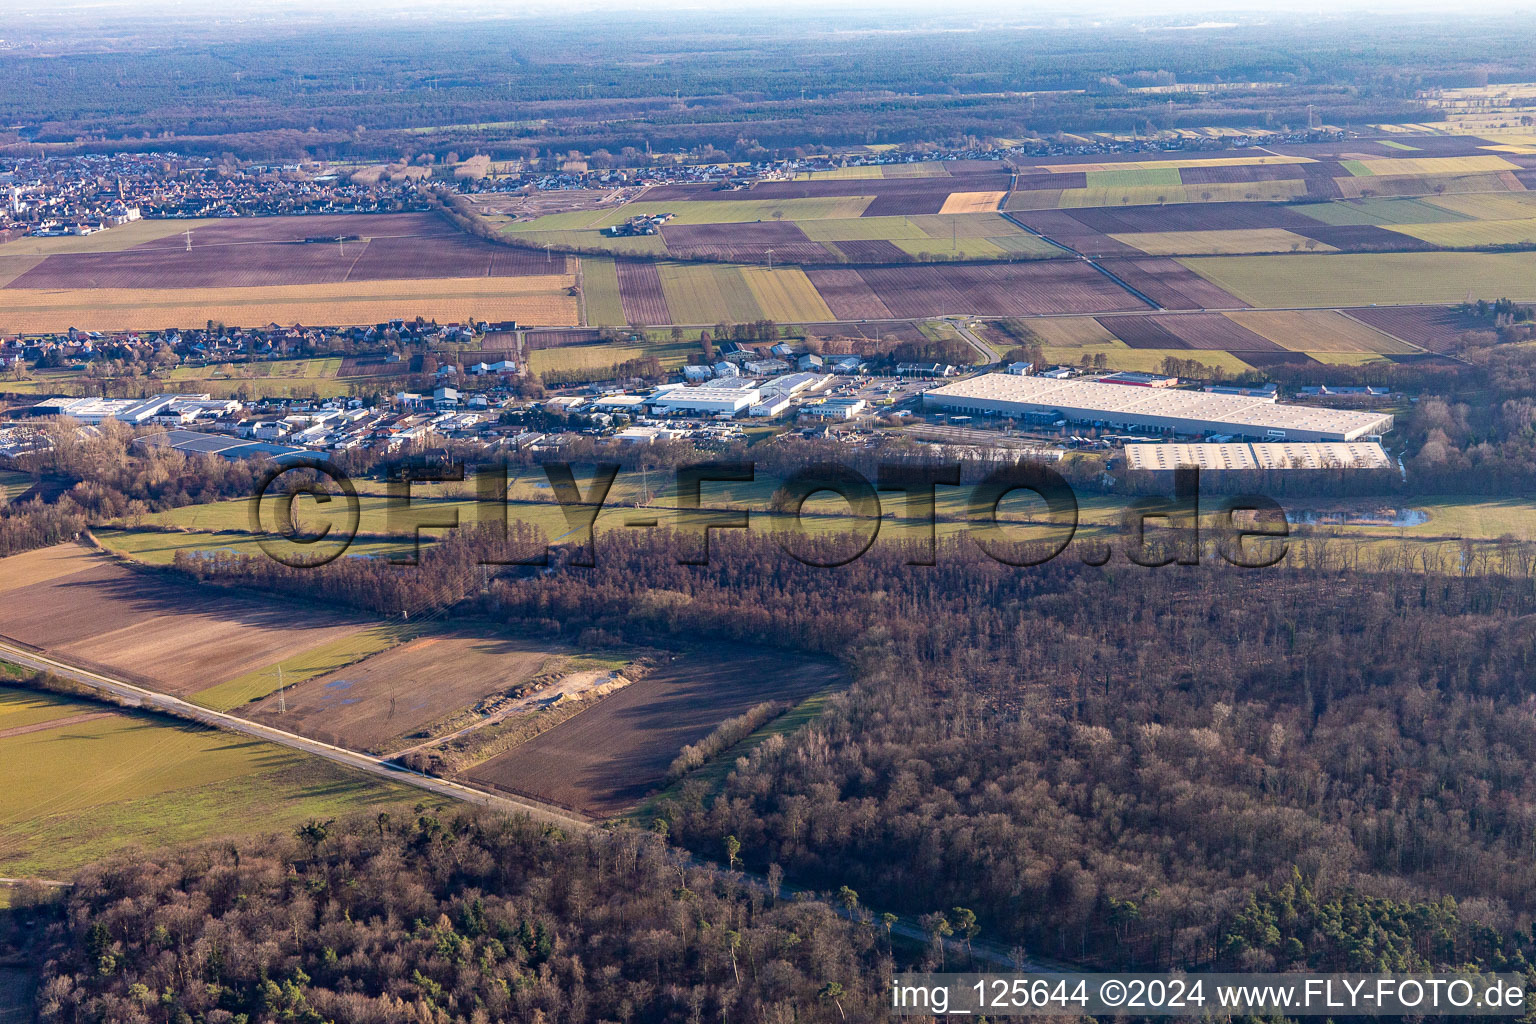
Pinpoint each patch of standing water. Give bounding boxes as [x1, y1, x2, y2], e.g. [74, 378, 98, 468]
[1290, 507, 1428, 527]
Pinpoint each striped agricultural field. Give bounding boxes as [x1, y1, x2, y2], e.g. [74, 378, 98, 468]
[1224, 309, 1424, 355]
[1179, 252, 1536, 306]
[1384, 218, 1536, 247]
[1421, 193, 1536, 220]
[740, 266, 835, 321]
[1110, 228, 1337, 255]
[656, 263, 765, 323]
[1348, 155, 1522, 176]
[578, 256, 627, 327]
[798, 216, 930, 241]
[0, 276, 579, 333]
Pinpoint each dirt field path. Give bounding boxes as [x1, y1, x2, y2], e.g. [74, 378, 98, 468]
[0, 711, 115, 740]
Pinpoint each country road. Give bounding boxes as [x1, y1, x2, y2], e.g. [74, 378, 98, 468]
[948, 317, 998, 365]
[0, 639, 589, 832]
[0, 639, 1069, 972]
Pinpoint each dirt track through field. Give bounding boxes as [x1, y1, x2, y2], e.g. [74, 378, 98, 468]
[0, 711, 116, 739]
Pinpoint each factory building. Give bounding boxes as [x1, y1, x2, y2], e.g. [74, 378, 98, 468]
[31, 394, 212, 426]
[1124, 442, 1392, 472]
[924, 374, 1392, 442]
[648, 383, 760, 416]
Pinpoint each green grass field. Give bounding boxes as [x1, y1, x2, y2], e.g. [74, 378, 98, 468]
[1292, 197, 1471, 226]
[1421, 193, 1536, 221]
[1013, 180, 1309, 210]
[0, 470, 34, 503]
[579, 256, 627, 327]
[91, 526, 417, 564]
[1086, 167, 1184, 188]
[798, 216, 930, 241]
[0, 219, 219, 256]
[910, 213, 1027, 238]
[0, 684, 439, 878]
[890, 236, 1010, 259]
[189, 622, 428, 712]
[794, 165, 884, 180]
[656, 263, 766, 323]
[1179, 252, 1536, 306]
[503, 203, 1055, 264]
[1040, 343, 1257, 375]
[1111, 228, 1333, 255]
[740, 266, 836, 321]
[95, 478, 1536, 589]
[1385, 218, 1536, 247]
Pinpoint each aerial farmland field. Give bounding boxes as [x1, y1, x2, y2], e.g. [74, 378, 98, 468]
[656, 262, 766, 322]
[937, 190, 1006, 214]
[0, 218, 222, 255]
[578, 256, 627, 326]
[463, 647, 838, 816]
[1343, 305, 1488, 351]
[0, 545, 373, 697]
[239, 631, 614, 753]
[797, 215, 931, 241]
[587, 197, 875, 227]
[1224, 309, 1424, 356]
[615, 260, 671, 324]
[1109, 228, 1337, 255]
[739, 266, 836, 321]
[0, 213, 581, 331]
[528, 338, 696, 375]
[0, 684, 433, 878]
[1418, 192, 1536, 220]
[1179, 252, 1536, 306]
[1383, 217, 1536, 247]
[0, 275, 579, 333]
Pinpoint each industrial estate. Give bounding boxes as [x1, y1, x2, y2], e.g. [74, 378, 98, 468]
[2, 3, 1536, 1021]
[922, 374, 1394, 442]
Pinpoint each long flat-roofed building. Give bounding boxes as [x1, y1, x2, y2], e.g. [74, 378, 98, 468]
[1124, 442, 1392, 472]
[648, 384, 761, 416]
[924, 374, 1392, 442]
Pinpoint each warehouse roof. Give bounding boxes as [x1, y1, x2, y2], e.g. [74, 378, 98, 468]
[926, 375, 1391, 439]
[136, 429, 309, 463]
[1125, 442, 1392, 472]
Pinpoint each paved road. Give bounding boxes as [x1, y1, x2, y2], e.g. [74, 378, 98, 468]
[948, 317, 998, 365]
[0, 639, 590, 832]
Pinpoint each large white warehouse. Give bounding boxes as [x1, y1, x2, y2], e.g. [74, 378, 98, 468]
[1124, 442, 1392, 472]
[924, 374, 1393, 442]
[648, 384, 761, 416]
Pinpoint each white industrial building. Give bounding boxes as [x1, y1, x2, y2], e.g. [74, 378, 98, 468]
[648, 383, 760, 416]
[591, 394, 647, 413]
[32, 394, 212, 426]
[924, 374, 1392, 442]
[1124, 442, 1392, 472]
